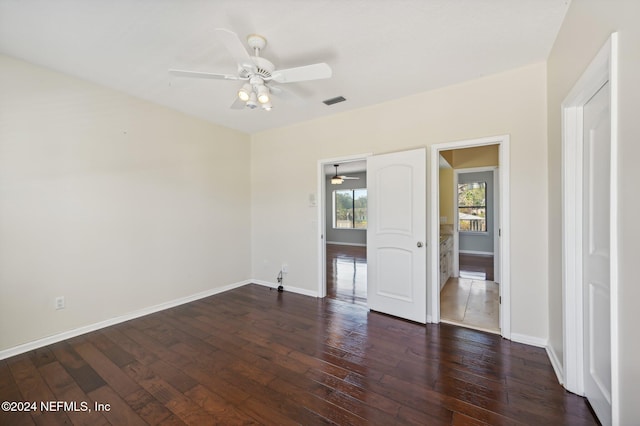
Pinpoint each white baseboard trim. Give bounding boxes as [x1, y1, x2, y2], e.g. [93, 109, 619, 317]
[252, 280, 319, 298]
[546, 344, 565, 386]
[459, 250, 494, 256]
[0, 280, 251, 361]
[326, 241, 366, 247]
[510, 332, 548, 348]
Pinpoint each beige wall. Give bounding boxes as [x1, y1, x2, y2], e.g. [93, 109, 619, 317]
[252, 62, 548, 340]
[0, 55, 252, 352]
[547, 1, 640, 422]
[439, 167, 454, 225]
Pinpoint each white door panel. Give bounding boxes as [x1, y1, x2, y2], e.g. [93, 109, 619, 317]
[376, 248, 413, 301]
[376, 165, 413, 233]
[583, 81, 611, 426]
[367, 148, 426, 323]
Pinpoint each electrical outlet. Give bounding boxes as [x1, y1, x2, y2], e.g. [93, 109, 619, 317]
[281, 263, 288, 274]
[55, 296, 65, 310]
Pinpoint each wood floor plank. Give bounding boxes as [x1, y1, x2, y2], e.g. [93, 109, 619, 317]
[183, 384, 261, 425]
[304, 367, 400, 417]
[307, 378, 400, 425]
[0, 360, 36, 426]
[123, 388, 183, 425]
[100, 327, 158, 366]
[6, 356, 71, 425]
[87, 385, 148, 426]
[0, 360, 22, 400]
[70, 340, 141, 399]
[187, 345, 329, 425]
[452, 411, 493, 426]
[267, 376, 367, 425]
[0, 284, 597, 425]
[27, 348, 56, 369]
[48, 341, 107, 394]
[37, 361, 110, 426]
[100, 328, 191, 424]
[85, 332, 137, 369]
[118, 326, 192, 371]
[122, 361, 214, 425]
[147, 359, 199, 393]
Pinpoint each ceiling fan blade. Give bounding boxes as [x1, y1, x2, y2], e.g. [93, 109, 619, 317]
[215, 28, 256, 72]
[230, 97, 245, 110]
[267, 84, 305, 106]
[340, 176, 360, 180]
[271, 63, 332, 83]
[169, 69, 240, 80]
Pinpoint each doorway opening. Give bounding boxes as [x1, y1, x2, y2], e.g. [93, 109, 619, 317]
[317, 155, 370, 303]
[429, 136, 511, 339]
[440, 163, 500, 333]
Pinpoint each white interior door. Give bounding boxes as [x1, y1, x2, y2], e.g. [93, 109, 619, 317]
[367, 148, 426, 323]
[493, 168, 500, 284]
[583, 80, 612, 425]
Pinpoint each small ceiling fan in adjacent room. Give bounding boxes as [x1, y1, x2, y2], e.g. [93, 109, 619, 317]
[331, 164, 360, 185]
[169, 29, 332, 111]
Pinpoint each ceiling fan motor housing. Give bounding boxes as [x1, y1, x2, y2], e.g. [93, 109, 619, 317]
[249, 56, 275, 80]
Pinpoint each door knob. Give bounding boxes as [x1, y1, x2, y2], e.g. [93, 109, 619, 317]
[417, 241, 424, 248]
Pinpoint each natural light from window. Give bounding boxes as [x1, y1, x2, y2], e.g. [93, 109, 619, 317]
[333, 189, 367, 229]
[458, 182, 486, 232]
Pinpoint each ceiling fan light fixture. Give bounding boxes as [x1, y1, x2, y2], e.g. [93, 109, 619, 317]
[256, 85, 270, 104]
[246, 91, 258, 109]
[331, 164, 344, 184]
[238, 83, 252, 102]
[261, 100, 273, 111]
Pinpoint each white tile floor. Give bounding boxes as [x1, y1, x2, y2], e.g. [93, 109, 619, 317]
[440, 277, 500, 333]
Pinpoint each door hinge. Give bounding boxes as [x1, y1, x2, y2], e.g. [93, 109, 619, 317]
[499, 228, 501, 237]
[499, 296, 502, 304]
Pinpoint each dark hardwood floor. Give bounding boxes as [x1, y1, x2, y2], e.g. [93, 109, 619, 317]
[459, 254, 494, 281]
[326, 243, 367, 305]
[1, 284, 596, 425]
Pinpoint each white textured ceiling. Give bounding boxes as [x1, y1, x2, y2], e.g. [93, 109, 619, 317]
[0, 0, 569, 134]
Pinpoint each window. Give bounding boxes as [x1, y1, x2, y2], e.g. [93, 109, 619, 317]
[333, 188, 367, 229]
[458, 181, 486, 232]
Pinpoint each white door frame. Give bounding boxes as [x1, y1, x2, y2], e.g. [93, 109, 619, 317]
[561, 33, 618, 422]
[316, 153, 372, 297]
[429, 135, 511, 339]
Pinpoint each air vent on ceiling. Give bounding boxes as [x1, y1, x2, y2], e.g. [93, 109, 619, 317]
[323, 96, 346, 106]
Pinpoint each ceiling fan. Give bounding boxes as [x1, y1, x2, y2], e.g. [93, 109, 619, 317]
[169, 29, 332, 111]
[331, 164, 360, 185]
